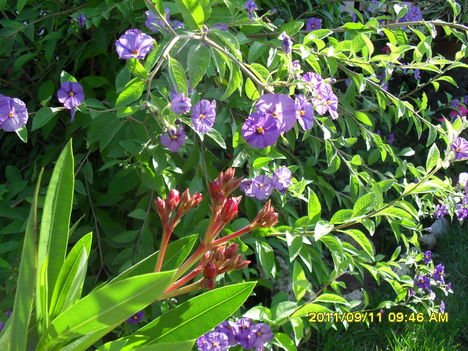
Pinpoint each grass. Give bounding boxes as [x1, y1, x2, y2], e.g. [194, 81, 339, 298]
[308, 223, 467, 351]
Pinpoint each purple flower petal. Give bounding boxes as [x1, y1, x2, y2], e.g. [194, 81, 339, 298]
[191, 99, 216, 134]
[242, 111, 280, 148]
[0, 95, 29, 132]
[115, 29, 155, 60]
[256, 93, 297, 133]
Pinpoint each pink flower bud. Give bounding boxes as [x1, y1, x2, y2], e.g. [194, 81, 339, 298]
[251, 200, 278, 228]
[154, 197, 166, 219]
[203, 262, 217, 279]
[166, 189, 180, 211]
[224, 243, 239, 259]
[221, 196, 241, 223]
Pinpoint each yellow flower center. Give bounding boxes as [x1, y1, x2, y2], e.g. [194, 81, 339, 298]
[272, 112, 278, 118]
[8, 112, 14, 118]
[300, 109, 305, 116]
[213, 342, 219, 347]
[256, 126, 264, 134]
[132, 50, 139, 56]
[456, 147, 461, 153]
[68, 91, 74, 97]
[199, 113, 205, 120]
[257, 331, 262, 336]
[327, 100, 332, 105]
[133, 315, 139, 320]
[171, 135, 178, 140]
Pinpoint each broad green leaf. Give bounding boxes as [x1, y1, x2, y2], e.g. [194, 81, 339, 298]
[16, 0, 28, 12]
[252, 157, 271, 169]
[291, 303, 331, 318]
[60, 71, 78, 83]
[31, 107, 59, 131]
[115, 78, 145, 108]
[273, 333, 297, 351]
[40, 272, 175, 349]
[111, 235, 198, 283]
[221, 64, 242, 100]
[425, 143, 440, 171]
[307, 189, 321, 221]
[49, 233, 92, 320]
[206, 128, 227, 149]
[187, 44, 210, 87]
[6, 169, 43, 351]
[136, 282, 256, 344]
[292, 261, 309, 301]
[15, 126, 28, 143]
[127, 58, 148, 80]
[59, 325, 116, 351]
[255, 241, 276, 279]
[330, 209, 353, 224]
[341, 229, 375, 257]
[37, 140, 74, 322]
[314, 293, 349, 305]
[174, 0, 204, 30]
[168, 57, 188, 95]
[352, 193, 378, 216]
[135, 340, 195, 351]
[314, 220, 333, 240]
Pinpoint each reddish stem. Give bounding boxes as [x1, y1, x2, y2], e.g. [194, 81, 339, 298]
[175, 243, 207, 279]
[154, 226, 172, 272]
[165, 267, 202, 293]
[212, 224, 254, 247]
[162, 279, 202, 299]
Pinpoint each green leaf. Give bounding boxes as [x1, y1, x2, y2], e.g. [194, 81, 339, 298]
[352, 193, 378, 216]
[307, 189, 321, 221]
[37, 140, 74, 324]
[32, 107, 59, 131]
[221, 64, 242, 100]
[49, 233, 92, 320]
[112, 235, 198, 283]
[41, 272, 175, 349]
[314, 293, 349, 305]
[115, 78, 145, 108]
[355, 111, 373, 126]
[206, 128, 227, 149]
[168, 57, 188, 95]
[174, 0, 205, 30]
[127, 59, 148, 80]
[15, 126, 28, 143]
[341, 229, 375, 257]
[135, 283, 255, 344]
[314, 220, 333, 240]
[252, 157, 271, 169]
[187, 44, 210, 87]
[291, 303, 331, 318]
[292, 261, 309, 301]
[135, 340, 195, 351]
[60, 71, 78, 83]
[273, 333, 297, 351]
[16, 0, 28, 12]
[425, 143, 440, 171]
[5, 169, 43, 351]
[255, 241, 276, 279]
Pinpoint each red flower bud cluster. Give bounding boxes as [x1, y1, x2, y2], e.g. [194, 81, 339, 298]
[154, 188, 203, 229]
[251, 200, 279, 228]
[199, 243, 250, 290]
[209, 168, 242, 207]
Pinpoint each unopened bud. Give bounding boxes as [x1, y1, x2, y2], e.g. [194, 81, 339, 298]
[203, 262, 217, 279]
[221, 196, 241, 223]
[201, 277, 216, 290]
[209, 179, 225, 204]
[167, 189, 180, 211]
[252, 200, 278, 228]
[154, 197, 166, 219]
[214, 247, 225, 261]
[224, 243, 239, 259]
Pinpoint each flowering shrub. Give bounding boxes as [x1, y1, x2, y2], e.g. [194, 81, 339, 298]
[0, 0, 467, 350]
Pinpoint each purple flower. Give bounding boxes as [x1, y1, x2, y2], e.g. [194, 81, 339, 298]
[77, 13, 86, 27]
[456, 204, 468, 221]
[313, 83, 339, 120]
[256, 93, 297, 133]
[414, 69, 421, 80]
[0, 95, 28, 132]
[246, 323, 273, 349]
[161, 125, 186, 152]
[451, 137, 468, 160]
[197, 335, 210, 351]
[0, 321, 4, 332]
[451, 98, 460, 108]
[302, 72, 323, 88]
[423, 250, 432, 264]
[191, 99, 216, 134]
[251, 175, 274, 200]
[440, 301, 446, 313]
[234, 318, 253, 349]
[145, 9, 184, 33]
[5, 310, 11, 318]
[126, 310, 144, 324]
[213, 23, 229, 31]
[244, 0, 258, 21]
[205, 331, 229, 351]
[400, 4, 423, 22]
[415, 275, 430, 290]
[387, 133, 395, 145]
[295, 94, 314, 130]
[408, 288, 415, 297]
[115, 29, 155, 60]
[170, 91, 191, 115]
[272, 167, 292, 192]
[215, 320, 238, 346]
[242, 111, 280, 148]
[240, 179, 254, 193]
[434, 204, 448, 218]
[291, 60, 302, 77]
[305, 17, 322, 31]
[447, 282, 453, 293]
[280, 32, 292, 54]
[56, 82, 85, 121]
[433, 264, 445, 283]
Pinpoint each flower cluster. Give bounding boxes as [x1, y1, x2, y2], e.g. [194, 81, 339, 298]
[0, 95, 28, 132]
[433, 204, 448, 219]
[280, 32, 292, 54]
[302, 72, 339, 120]
[115, 29, 155, 60]
[145, 8, 183, 33]
[399, 3, 423, 22]
[450, 98, 468, 119]
[197, 318, 273, 351]
[240, 167, 292, 200]
[451, 137, 468, 160]
[454, 172, 468, 221]
[57, 82, 85, 121]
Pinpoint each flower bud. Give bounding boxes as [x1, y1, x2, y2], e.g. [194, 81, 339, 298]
[209, 179, 225, 204]
[201, 277, 216, 290]
[214, 246, 225, 261]
[251, 200, 278, 228]
[154, 197, 166, 219]
[203, 262, 217, 279]
[224, 243, 239, 259]
[167, 189, 180, 211]
[221, 196, 241, 223]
